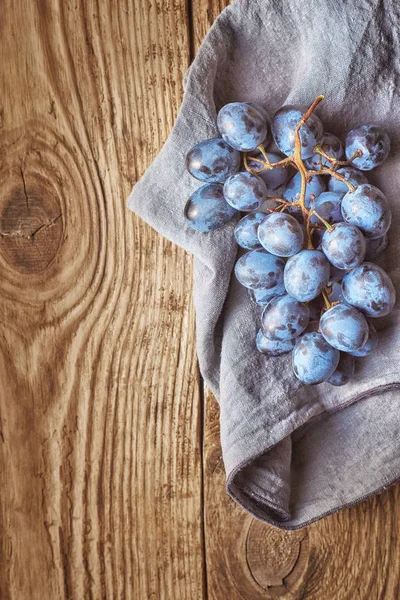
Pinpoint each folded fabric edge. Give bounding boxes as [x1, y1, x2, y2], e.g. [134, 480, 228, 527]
[225, 380, 400, 530]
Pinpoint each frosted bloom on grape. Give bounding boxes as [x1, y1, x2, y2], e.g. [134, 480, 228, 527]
[184, 183, 237, 232]
[234, 212, 266, 249]
[186, 137, 241, 183]
[217, 103, 268, 151]
[345, 124, 390, 170]
[342, 263, 396, 318]
[223, 172, 267, 211]
[258, 213, 304, 257]
[292, 332, 340, 385]
[261, 294, 309, 341]
[341, 184, 391, 240]
[271, 105, 323, 158]
[321, 222, 366, 270]
[284, 249, 330, 302]
[235, 249, 285, 290]
[320, 304, 369, 352]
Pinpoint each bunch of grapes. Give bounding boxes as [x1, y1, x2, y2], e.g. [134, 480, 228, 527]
[184, 96, 396, 386]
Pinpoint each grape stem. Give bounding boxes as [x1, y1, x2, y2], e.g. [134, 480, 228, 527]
[242, 95, 358, 250]
[321, 289, 332, 310]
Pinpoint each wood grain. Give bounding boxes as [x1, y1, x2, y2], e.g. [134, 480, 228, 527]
[1, 0, 400, 599]
[0, 1, 204, 598]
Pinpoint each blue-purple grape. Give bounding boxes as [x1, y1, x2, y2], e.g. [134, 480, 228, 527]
[185, 183, 237, 232]
[186, 137, 241, 183]
[258, 213, 304, 257]
[283, 172, 326, 208]
[235, 249, 285, 290]
[310, 191, 344, 225]
[217, 103, 268, 151]
[320, 303, 369, 352]
[321, 222, 366, 270]
[292, 332, 340, 385]
[284, 249, 330, 301]
[305, 132, 344, 170]
[328, 353, 355, 386]
[247, 151, 289, 190]
[345, 124, 390, 171]
[364, 234, 388, 260]
[261, 294, 309, 341]
[328, 166, 368, 194]
[342, 263, 396, 318]
[349, 322, 378, 357]
[341, 184, 391, 239]
[234, 212, 265, 249]
[271, 105, 323, 158]
[256, 329, 296, 356]
[248, 281, 286, 306]
[223, 172, 267, 211]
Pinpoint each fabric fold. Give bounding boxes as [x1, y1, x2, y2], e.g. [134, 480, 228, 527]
[127, 0, 400, 528]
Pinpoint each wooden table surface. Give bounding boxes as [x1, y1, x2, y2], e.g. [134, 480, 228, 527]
[1, 1, 399, 598]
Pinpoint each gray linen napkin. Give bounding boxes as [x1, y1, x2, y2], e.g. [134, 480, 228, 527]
[127, 0, 400, 529]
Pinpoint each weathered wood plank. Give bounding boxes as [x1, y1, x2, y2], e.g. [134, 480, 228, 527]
[0, 1, 204, 598]
[194, 2, 400, 599]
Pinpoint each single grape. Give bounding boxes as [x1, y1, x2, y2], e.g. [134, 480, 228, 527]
[364, 233, 388, 260]
[321, 222, 366, 270]
[256, 329, 296, 356]
[246, 151, 289, 190]
[320, 303, 369, 352]
[305, 132, 344, 169]
[341, 184, 391, 239]
[284, 249, 330, 301]
[223, 172, 267, 211]
[186, 137, 241, 183]
[248, 281, 286, 306]
[345, 124, 390, 170]
[292, 332, 340, 385]
[328, 166, 368, 194]
[234, 212, 266, 249]
[283, 172, 326, 208]
[342, 262, 396, 318]
[349, 322, 378, 357]
[217, 103, 268, 151]
[261, 294, 310, 341]
[235, 249, 285, 290]
[328, 353, 355, 386]
[184, 184, 237, 232]
[257, 213, 304, 257]
[310, 191, 344, 225]
[271, 105, 323, 158]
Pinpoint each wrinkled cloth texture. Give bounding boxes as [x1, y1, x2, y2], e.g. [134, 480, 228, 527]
[127, 0, 400, 529]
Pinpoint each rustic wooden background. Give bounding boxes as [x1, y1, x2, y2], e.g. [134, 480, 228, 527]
[0, 0, 399, 598]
